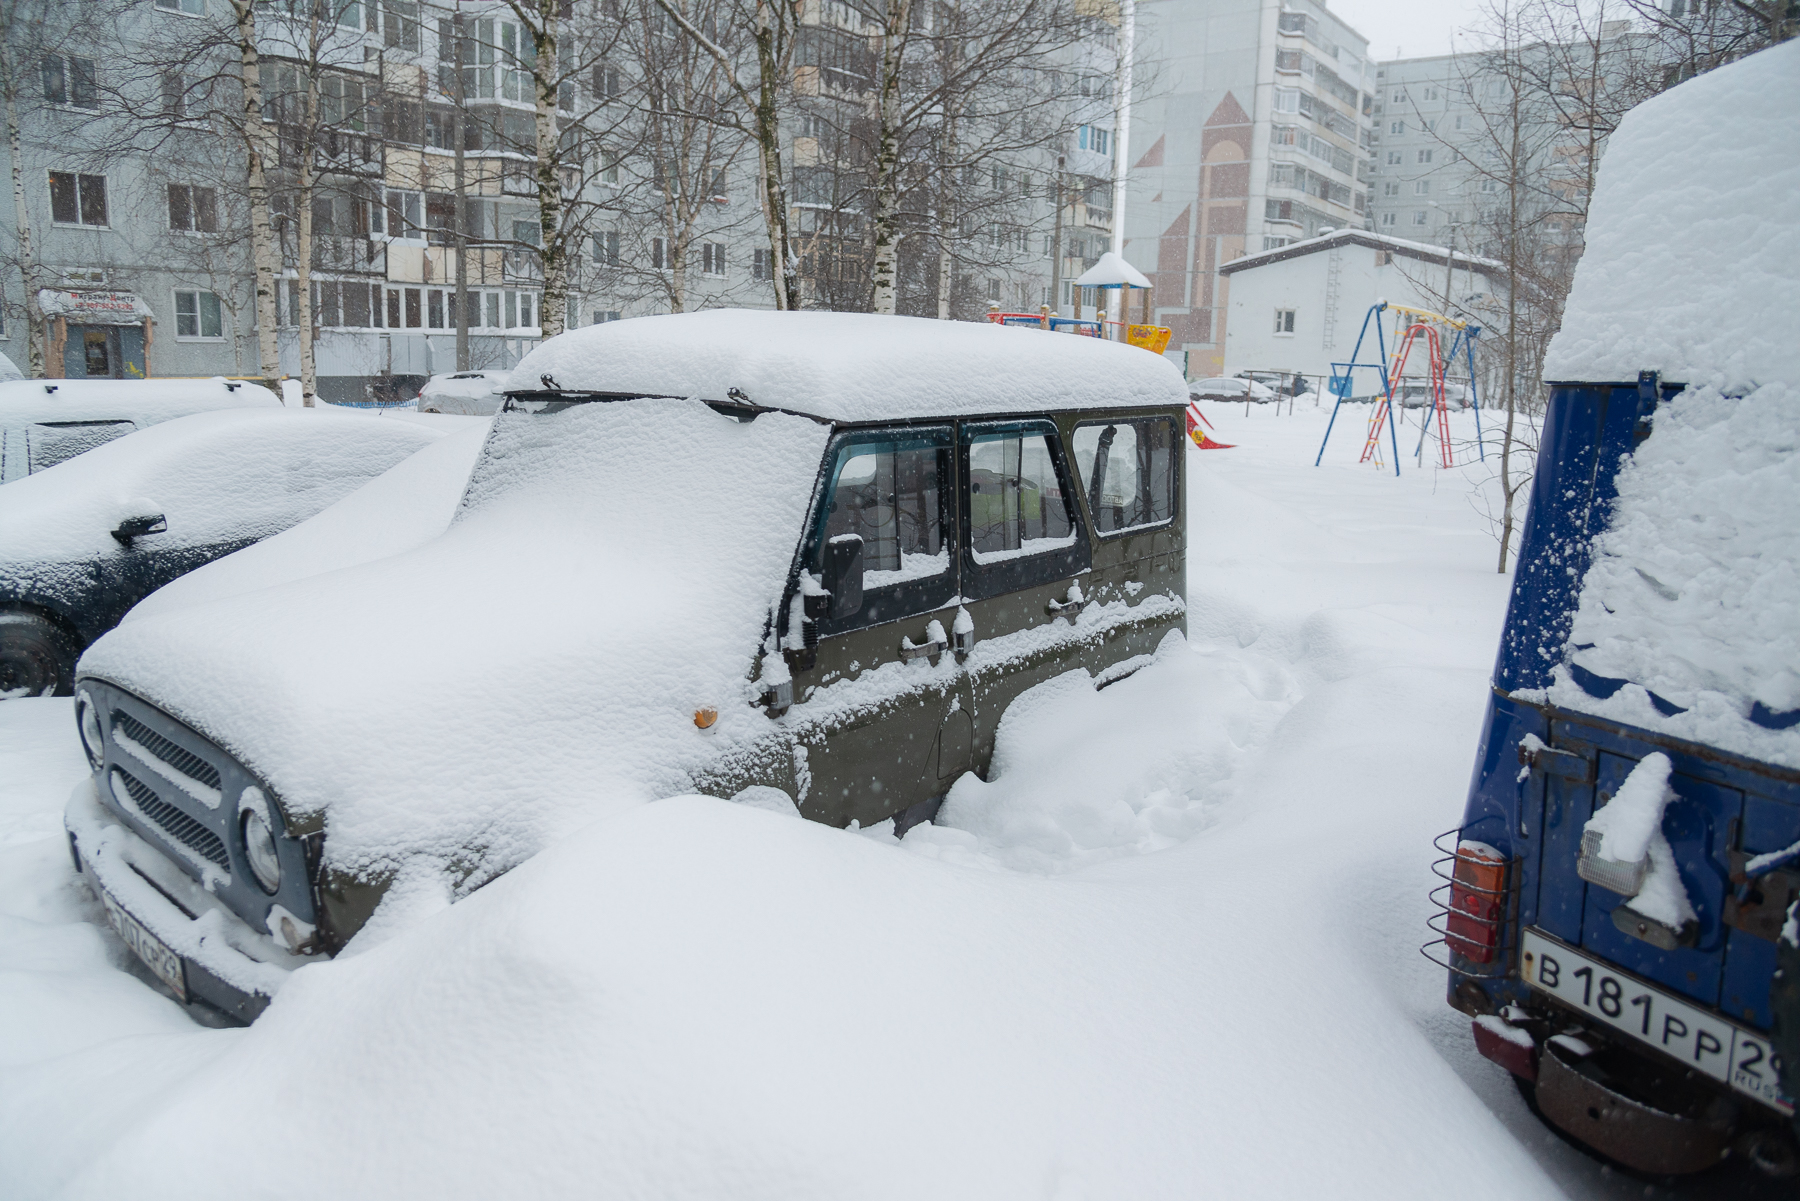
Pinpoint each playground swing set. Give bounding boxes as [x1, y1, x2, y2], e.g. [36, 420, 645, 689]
[1313, 300, 1485, 476]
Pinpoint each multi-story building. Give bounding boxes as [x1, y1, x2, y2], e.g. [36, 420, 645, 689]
[1121, 0, 1375, 377]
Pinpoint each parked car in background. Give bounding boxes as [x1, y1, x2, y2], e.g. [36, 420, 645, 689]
[65, 308, 1190, 1021]
[1, 378, 279, 482]
[418, 370, 508, 416]
[1394, 382, 1472, 410]
[1236, 370, 1311, 400]
[0, 407, 444, 698]
[1190, 376, 1275, 404]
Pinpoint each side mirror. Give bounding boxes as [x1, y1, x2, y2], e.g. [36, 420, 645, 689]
[823, 534, 863, 620]
[111, 513, 167, 547]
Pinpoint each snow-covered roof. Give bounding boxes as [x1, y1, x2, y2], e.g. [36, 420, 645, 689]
[508, 309, 1188, 421]
[1544, 41, 1800, 389]
[0, 377, 280, 426]
[80, 398, 834, 881]
[1075, 251, 1152, 289]
[0, 407, 442, 569]
[1217, 229, 1502, 277]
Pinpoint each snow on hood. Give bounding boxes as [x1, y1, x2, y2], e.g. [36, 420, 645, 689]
[79, 398, 833, 881]
[0, 407, 441, 569]
[508, 309, 1188, 421]
[1544, 41, 1800, 390]
[125, 423, 490, 624]
[0, 377, 280, 424]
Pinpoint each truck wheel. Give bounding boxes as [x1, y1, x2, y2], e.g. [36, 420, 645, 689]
[0, 611, 80, 698]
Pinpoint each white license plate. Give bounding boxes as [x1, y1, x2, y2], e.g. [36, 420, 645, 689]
[100, 886, 187, 1004]
[1521, 929, 1789, 1115]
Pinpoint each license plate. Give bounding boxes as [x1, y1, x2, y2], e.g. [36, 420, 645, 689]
[1521, 929, 1789, 1115]
[100, 886, 187, 1004]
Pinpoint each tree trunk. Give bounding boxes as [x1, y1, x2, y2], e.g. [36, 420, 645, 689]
[6, 85, 46, 376]
[935, 111, 956, 320]
[754, 1, 796, 310]
[868, 0, 910, 315]
[296, 45, 319, 406]
[1497, 64, 1524, 575]
[233, 0, 283, 383]
[530, 0, 566, 340]
[454, 14, 470, 371]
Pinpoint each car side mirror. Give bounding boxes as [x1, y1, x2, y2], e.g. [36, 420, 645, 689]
[111, 513, 167, 547]
[823, 534, 863, 620]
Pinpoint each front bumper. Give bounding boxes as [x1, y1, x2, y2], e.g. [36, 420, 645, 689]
[66, 779, 300, 1023]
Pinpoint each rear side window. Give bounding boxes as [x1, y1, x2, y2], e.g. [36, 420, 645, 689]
[27, 420, 135, 473]
[1072, 417, 1178, 536]
[966, 427, 1075, 562]
[813, 426, 956, 629]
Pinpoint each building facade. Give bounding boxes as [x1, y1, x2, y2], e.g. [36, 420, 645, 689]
[1120, 0, 1375, 378]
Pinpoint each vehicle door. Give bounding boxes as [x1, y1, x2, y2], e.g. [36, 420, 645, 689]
[1068, 411, 1186, 644]
[954, 419, 1095, 773]
[780, 424, 964, 830]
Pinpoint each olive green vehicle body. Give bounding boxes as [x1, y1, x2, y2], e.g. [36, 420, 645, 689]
[312, 403, 1188, 950]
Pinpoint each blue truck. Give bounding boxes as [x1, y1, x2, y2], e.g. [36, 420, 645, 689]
[1431, 370, 1799, 1178]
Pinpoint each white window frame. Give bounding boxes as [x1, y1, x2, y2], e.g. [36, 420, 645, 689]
[1273, 308, 1296, 336]
[172, 289, 225, 340]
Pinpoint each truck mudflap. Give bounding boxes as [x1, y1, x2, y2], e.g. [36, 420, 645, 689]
[65, 778, 300, 1023]
[1532, 1036, 1734, 1175]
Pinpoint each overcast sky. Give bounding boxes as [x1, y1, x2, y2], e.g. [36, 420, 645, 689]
[1328, 0, 1492, 62]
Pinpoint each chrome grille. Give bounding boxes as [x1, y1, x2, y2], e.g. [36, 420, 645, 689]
[114, 710, 222, 792]
[112, 767, 230, 869]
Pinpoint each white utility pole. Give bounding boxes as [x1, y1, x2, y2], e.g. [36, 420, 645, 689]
[1109, 0, 1134, 260]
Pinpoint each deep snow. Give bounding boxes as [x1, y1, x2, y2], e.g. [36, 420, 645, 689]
[0, 404, 1753, 1199]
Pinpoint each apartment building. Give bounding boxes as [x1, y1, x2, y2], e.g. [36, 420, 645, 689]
[1121, 0, 1375, 377]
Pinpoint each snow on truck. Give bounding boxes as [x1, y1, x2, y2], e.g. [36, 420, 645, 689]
[1430, 43, 1800, 1177]
[62, 309, 1189, 1021]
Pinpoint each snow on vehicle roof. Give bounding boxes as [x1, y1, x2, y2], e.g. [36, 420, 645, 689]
[79, 398, 833, 881]
[0, 377, 280, 424]
[508, 309, 1188, 422]
[0, 407, 442, 567]
[125, 424, 490, 624]
[1544, 41, 1800, 389]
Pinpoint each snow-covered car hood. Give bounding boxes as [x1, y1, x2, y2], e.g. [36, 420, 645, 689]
[0, 377, 280, 424]
[124, 424, 490, 623]
[79, 398, 832, 882]
[0, 407, 442, 571]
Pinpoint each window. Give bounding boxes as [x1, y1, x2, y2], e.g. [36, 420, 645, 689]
[1274, 87, 1299, 113]
[1261, 235, 1290, 251]
[701, 241, 725, 276]
[966, 425, 1076, 564]
[753, 247, 771, 280]
[1071, 418, 1177, 536]
[651, 237, 667, 270]
[1391, 88, 1406, 103]
[810, 428, 955, 630]
[385, 189, 423, 239]
[1453, 114, 1466, 131]
[1386, 151, 1402, 165]
[155, 0, 206, 12]
[592, 63, 620, 102]
[1273, 308, 1295, 335]
[511, 219, 540, 246]
[161, 71, 186, 117]
[1414, 180, 1430, 195]
[1480, 178, 1499, 194]
[592, 309, 621, 324]
[594, 230, 620, 265]
[49, 172, 107, 226]
[1424, 87, 1438, 101]
[1380, 212, 1397, 227]
[42, 56, 98, 109]
[174, 290, 223, 339]
[1416, 149, 1433, 164]
[167, 184, 218, 232]
[428, 290, 444, 328]
[1389, 121, 1404, 135]
[1412, 210, 1428, 226]
[1382, 181, 1399, 197]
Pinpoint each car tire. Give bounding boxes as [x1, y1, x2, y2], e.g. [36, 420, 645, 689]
[0, 610, 81, 698]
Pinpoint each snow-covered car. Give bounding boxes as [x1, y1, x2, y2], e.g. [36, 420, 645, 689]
[64, 308, 1191, 1021]
[1189, 376, 1276, 404]
[0, 408, 445, 698]
[1, 377, 280, 482]
[1393, 382, 1472, 410]
[417, 370, 508, 416]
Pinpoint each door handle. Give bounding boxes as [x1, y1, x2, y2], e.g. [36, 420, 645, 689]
[1047, 581, 1087, 619]
[899, 619, 949, 664]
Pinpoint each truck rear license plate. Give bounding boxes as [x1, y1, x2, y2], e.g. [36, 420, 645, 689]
[1521, 929, 1789, 1115]
[100, 886, 187, 1004]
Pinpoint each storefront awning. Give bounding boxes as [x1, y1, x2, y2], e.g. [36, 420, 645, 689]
[37, 289, 156, 325]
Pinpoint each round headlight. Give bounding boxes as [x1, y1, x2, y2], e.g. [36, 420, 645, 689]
[75, 692, 104, 772]
[241, 803, 282, 894]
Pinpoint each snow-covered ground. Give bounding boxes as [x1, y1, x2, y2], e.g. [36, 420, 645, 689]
[0, 402, 1775, 1199]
